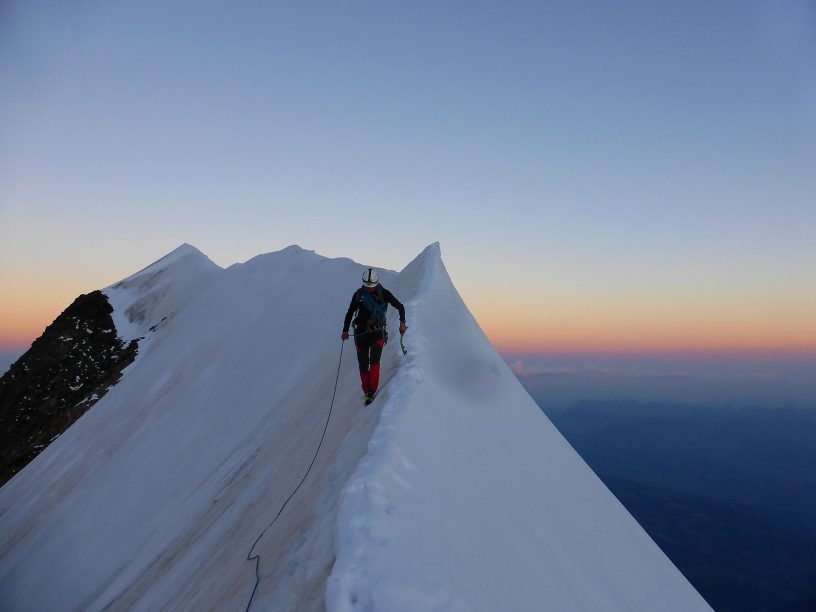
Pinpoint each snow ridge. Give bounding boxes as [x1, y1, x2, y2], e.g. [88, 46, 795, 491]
[103, 243, 221, 343]
[326, 243, 710, 611]
[0, 242, 710, 612]
[0, 244, 399, 611]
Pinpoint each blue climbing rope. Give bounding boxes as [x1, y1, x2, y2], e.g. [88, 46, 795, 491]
[244, 339, 345, 612]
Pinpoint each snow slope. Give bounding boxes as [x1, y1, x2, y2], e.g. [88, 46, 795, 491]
[327, 245, 710, 611]
[0, 243, 710, 611]
[104, 243, 222, 343]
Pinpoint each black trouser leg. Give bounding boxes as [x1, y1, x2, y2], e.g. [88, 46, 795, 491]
[354, 332, 384, 394]
[355, 338, 369, 372]
[369, 339, 383, 367]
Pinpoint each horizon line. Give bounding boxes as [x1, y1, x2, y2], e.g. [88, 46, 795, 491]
[3, 336, 815, 361]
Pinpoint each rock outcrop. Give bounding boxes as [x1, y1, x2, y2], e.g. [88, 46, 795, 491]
[0, 291, 137, 485]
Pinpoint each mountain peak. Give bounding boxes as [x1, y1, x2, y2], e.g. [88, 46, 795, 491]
[280, 244, 313, 254]
[149, 242, 212, 270]
[0, 243, 710, 611]
[109, 243, 218, 289]
[104, 244, 222, 342]
[171, 242, 206, 257]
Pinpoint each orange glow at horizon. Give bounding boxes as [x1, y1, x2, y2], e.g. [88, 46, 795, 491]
[2, 261, 814, 358]
[4, 299, 814, 358]
[464, 290, 816, 357]
[487, 333, 816, 358]
[1, 298, 77, 350]
[475, 310, 816, 352]
[0, 263, 122, 352]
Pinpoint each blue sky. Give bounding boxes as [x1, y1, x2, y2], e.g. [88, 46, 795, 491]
[2, 1, 815, 359]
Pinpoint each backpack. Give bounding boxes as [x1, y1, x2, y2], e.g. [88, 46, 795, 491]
[358, 286, 388, 331]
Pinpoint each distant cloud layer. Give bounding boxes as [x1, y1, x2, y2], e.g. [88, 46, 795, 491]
[506, 354, 816, 410]
[509, 359, 780, 381]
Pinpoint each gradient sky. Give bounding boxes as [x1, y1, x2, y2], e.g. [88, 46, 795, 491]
[2, 1, 815, 358]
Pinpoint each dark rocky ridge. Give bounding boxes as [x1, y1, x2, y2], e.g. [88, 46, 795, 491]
[0, 290, 138, 486]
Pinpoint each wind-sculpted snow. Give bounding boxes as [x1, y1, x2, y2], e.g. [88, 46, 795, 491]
[103, 243, 221, 343]
[0, 243, 710, 611]
[326, 243, 711, 611]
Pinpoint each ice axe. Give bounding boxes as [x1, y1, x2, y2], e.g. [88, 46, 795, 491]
[400, 333, 407, 355]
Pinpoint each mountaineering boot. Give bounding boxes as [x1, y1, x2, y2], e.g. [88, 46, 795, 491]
[364, 391, 376, 406]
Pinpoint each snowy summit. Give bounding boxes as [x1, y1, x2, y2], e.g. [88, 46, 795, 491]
[0, 243, 710, 611]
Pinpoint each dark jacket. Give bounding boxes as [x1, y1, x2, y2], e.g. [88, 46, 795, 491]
[343, 284, 406, 335]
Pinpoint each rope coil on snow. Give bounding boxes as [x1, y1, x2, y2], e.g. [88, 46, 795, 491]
[244, 339, 345, 612]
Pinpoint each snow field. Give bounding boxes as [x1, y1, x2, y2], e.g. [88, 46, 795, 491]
[0, 242, 710, 611]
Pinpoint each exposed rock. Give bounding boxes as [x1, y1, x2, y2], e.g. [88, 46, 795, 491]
[0, 290, 137, 486]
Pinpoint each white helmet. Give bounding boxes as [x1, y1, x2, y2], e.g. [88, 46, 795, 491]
[362, 267, 379, 287]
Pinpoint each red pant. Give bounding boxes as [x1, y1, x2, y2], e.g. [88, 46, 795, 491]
[355, 335, 385, 393]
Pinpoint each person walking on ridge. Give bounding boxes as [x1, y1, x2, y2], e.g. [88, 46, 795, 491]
[342, 267, 407, 405]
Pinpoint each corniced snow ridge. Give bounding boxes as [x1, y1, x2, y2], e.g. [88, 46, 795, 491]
[0, 243, 711, 611]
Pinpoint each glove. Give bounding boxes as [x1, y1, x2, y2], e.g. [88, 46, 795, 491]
[341, 331, 349, 341]
[399, 322, 408, 335]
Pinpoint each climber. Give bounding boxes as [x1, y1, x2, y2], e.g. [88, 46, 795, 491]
[341, 267, 407, 405]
